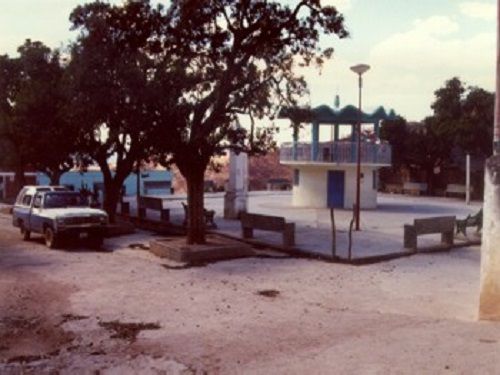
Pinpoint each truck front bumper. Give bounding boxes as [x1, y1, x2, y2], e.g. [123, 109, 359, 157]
[57, 225, 106, 239]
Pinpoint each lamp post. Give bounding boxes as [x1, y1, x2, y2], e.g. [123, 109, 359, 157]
[350, 64, 370, 231]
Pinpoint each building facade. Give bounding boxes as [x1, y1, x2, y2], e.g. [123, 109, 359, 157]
[37, 169, 172, 199]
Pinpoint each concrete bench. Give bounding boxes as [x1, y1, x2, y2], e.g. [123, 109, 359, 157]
[404, 216, 455, 251]
[456, 208, 482, 236]
[446, 184, 473, 197]
[138, 196, 170, 222]
[385, 183, 403, 194]
[403, 182, 427, 196]
[240, 212, 295, 248]
[181, 202, 217, 229]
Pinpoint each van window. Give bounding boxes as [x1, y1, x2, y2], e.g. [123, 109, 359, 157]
[15, 188, 28, 205]
[33, 195, 42, 208]
[22, 194, 33, 206]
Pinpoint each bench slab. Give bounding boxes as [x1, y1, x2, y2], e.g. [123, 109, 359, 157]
[404, 216, 455, 251]
[240, 212, 295, 248]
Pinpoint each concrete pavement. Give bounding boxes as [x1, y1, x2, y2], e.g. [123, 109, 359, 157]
[126, 192, 482, 260]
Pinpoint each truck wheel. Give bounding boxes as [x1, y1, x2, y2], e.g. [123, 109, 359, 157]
[20, 224, 30, 241]
[44, 227, 59, 249]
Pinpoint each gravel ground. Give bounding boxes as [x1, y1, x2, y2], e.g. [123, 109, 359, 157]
[1, 212, 500, 374]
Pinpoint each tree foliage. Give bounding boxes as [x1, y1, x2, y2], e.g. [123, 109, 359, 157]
[153, 0, 348, 243]
[0, 40, 77, 186]
[2, 0, 348, 241]
[67, 0, 180, 221]
[381, 77, 494, 193]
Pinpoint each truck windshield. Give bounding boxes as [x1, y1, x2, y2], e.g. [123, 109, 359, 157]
[44, 193, 89, 208]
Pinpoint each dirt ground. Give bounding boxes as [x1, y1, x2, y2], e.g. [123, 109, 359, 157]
[1, 212, 500, 374]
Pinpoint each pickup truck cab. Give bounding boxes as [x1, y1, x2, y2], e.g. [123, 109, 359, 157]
[12, 186, 108, 249]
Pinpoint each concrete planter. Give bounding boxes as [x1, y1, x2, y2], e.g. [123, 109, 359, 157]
[150, 235, 254, 263]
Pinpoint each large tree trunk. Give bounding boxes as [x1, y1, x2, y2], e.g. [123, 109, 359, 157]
[100, 165, 127, 224]
[102, 180, 121, 224]
[185, 166, 206, 244]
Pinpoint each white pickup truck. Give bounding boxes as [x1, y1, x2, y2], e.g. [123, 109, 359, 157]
[12, 186, 108, 249]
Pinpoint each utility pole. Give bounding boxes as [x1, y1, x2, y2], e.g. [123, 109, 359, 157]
[350, 64, 370, 231]
[495, 0, 500, 156]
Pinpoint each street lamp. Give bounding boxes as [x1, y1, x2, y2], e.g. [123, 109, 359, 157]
[350, 63, 370, 231]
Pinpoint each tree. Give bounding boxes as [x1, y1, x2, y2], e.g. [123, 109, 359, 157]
[431, 77, 465, 122]
[67, 1, 179, 222]
[428, 77, 494, 158]
[154, 0, 348, 244]
[0, 54, 22, 184]
[413, 117, 453, 193]
[381, 117, 451, 193]
[15, 40, 79, 184]
[458, 87, 494, 157]
[381, 77, 494, 194]
[0, 40, 78, 188]
[380, 116, 408, 169]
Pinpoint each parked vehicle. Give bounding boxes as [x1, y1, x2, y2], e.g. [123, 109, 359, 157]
[12, 186, 108, 249]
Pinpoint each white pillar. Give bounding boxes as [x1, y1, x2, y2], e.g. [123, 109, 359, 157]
[223, 150, 248, 219]
[466, 153, 471, 205]
[479, 156, 500, 320]
[478, 0, 500, 320]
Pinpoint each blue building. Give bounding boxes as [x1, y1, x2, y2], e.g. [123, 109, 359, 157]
[37, 170, 172, 199]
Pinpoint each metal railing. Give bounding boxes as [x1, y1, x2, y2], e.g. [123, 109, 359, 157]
[280, 141, 392, 165]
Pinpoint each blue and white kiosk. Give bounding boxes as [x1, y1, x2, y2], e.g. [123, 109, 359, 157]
[280, 104, 397, 209]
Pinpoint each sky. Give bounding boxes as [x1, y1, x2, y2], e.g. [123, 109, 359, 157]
[0, 0, 496, 125]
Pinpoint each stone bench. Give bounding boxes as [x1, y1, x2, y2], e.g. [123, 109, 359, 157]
[385, 183, 403, 194]
[138, 196, 170, 222]
[446, 184, 473, 197]
[404, 216, 455, 251]
[403, 182, 428, 196]
[240, 212, 295, 248]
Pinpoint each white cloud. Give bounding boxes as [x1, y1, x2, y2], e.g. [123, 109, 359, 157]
[320, 0, 352, 10]
[366, 15, 495, 120]
[459, 1, 496, 20]
[297, 14, 495, 123]
[413, 15, 460, 36]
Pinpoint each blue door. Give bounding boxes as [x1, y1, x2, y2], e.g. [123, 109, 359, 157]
[327, 171, 345, 208]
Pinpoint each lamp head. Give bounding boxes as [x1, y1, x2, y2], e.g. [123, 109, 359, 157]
[350, 64, 370, 75]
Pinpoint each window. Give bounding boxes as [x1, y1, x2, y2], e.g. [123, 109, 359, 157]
[22, 194, 32, 206]
[15, 188, 27, 205]
[33, 195, 42, 208]
[44, 192, 88, 208]
[293, 169, 300, 186]
[372, 171, 378, 190]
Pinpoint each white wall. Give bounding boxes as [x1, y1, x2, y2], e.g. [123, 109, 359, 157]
[292, 165, 378, 209]
[344, 167, 378, 209]
[292, 167, 328, 207]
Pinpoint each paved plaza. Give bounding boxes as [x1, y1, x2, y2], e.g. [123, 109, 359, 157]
[126, 192, 482, 260]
